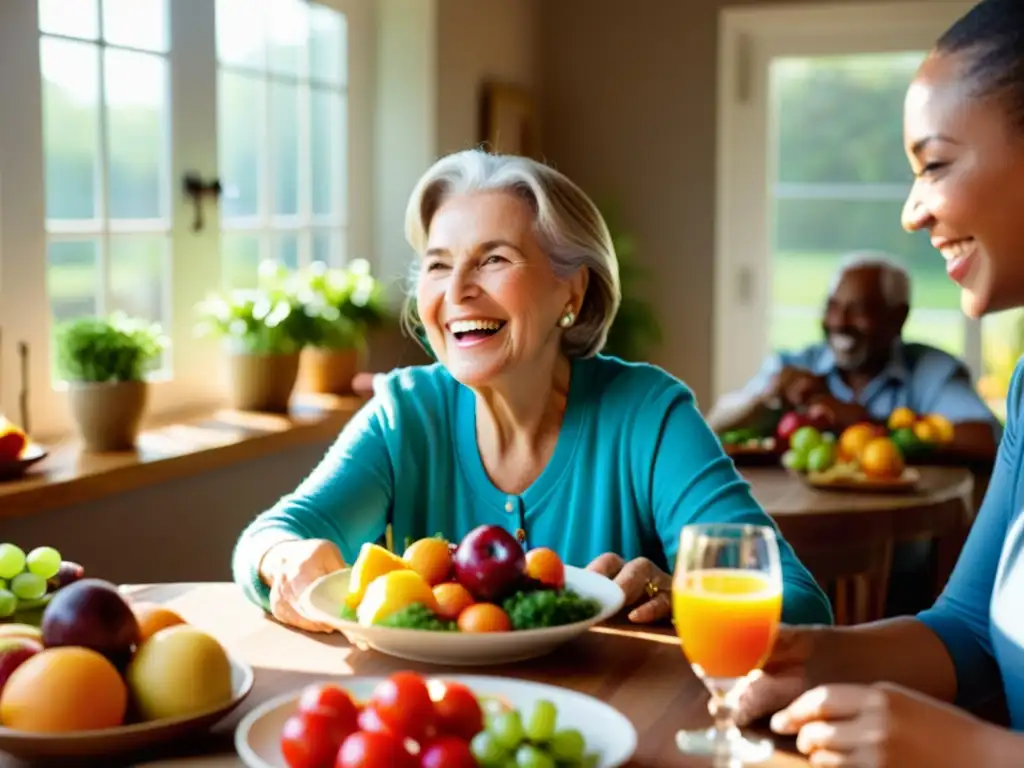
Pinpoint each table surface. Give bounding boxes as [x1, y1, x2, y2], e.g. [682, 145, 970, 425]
[0, 582, 811, 768]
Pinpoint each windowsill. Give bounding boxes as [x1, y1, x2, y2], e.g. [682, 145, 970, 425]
[0, 392, 368, 520]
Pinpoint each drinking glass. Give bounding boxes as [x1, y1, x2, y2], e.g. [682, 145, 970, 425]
[672, 523, 783, 764]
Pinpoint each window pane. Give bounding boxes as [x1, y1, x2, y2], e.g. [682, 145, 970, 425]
[223, 232, 262, 288]
[216, 0, 266, 69]
[102, 0, 169, 52]
[310, 88, 343, 218]
[41, 38, 100, 221]
[108, 237, 167, 326]
[981, 309, 1024, 419]
[48, 240, 99, 324]
[270, 82, 301, 216]
[312, 228, 344, 267]
[309, 3, 346, 85]
[267, 0, 308, 77]
[106, 50, 169, 220]
[219, 71, 265, 219]
[274, 232, 300, 271]
[39, 0, 99, 40]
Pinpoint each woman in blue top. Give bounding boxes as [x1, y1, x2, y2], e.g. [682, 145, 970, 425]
[732, 1, 1024, 764]
[231, 149, 832, 633]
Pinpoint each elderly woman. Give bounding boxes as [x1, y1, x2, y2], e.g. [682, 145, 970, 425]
[231, 149, 832, 632]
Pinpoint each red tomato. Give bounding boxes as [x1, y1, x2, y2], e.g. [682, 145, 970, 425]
[431, 682, 483, 741]
[298, 684, 360, 730]
[420, 736, 477, 768]
[369, 672, 434, 739]
[280, 710, 354, 768]
[357, 706, 394, 736]
[335, 731, 415, 768]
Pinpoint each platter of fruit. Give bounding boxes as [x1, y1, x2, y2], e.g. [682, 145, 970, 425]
[718, 428, 779, 465]
[783, 422, 921, 493]
[885, 407, 954, 461]
[0, 557, 254, 759]
[298, 525, 625, 665]
[0, 418, 47, 482]
[236, 670, 637, 768]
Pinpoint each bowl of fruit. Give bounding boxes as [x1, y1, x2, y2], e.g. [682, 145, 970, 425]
[299, 525, 625, 666]
[236, 670, 637, 768]
[0, 418, 47, 482]
[0, 547, 254, 760]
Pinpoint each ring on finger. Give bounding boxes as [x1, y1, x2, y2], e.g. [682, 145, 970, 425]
[644, 580, 661, 599]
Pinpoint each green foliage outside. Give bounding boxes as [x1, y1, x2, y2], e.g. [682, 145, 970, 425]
[54, 313, 167, 383]
[292, 258, 389, 350]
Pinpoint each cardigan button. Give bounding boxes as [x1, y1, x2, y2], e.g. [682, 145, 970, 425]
[505, 500, 514, 512]
[515, 528, 527, 544]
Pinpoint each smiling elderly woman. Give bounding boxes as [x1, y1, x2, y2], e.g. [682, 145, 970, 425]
[231, 149, 832, 632]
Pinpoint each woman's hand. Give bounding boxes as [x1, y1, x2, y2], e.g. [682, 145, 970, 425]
[260, 538, 345, 633]
[585, 553, 672, 622]
[770, 682, 1007, 767]
[731, 625, 818, 726]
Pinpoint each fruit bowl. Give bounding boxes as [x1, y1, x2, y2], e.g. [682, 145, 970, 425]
[0, 652, 254, 760]
[235, 674, 638, 768]
[299, 565, 625, 665]
[794, 463, 922, 494]
[0, 444, 48, 482]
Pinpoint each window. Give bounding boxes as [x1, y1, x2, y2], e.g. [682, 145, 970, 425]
[715, 2, 982, 402]
[0, 0, 368, 439]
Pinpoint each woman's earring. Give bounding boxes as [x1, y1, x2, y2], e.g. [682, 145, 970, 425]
[558, 305, 576, 328]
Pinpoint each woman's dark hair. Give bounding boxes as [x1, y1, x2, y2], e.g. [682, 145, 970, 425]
[936, 0, 1024, 120]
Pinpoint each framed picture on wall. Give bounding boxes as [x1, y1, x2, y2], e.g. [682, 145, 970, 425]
[479, 81, 539, 159]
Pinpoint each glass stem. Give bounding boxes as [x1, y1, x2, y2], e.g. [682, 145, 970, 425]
[710, 687, 741, 744]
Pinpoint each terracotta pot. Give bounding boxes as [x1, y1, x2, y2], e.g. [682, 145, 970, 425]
[225, 351, 300, 413]
[67, 380, 148, 452]
[299, 347, 363, 395]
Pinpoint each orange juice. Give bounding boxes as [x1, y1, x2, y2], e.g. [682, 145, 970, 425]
[672, 569, 782, 679]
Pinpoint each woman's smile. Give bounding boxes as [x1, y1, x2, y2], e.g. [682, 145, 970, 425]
[447, 318, 508, 347]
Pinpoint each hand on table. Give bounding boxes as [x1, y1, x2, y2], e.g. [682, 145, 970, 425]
[262, 538, 345, 633]
[586, 553, 671, 623]
[770, 682, 998, 767]
[765, 367, 830, 409]
[729, 625, 817, 726]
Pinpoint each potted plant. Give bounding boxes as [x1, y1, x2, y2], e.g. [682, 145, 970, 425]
[195, 261, 312, 413]
[54, 313, 167, 452]
[294, 259, 388, 395]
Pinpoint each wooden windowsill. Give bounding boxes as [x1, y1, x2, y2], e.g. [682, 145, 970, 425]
[0, 393, 367, 520]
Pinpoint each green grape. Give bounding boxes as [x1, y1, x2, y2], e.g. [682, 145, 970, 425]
[549, 729, 586, 762]
[515, 744, 555, 768]
[10, 572, 46, 601]
[0, 544, 26, 580]
[471, 730, 508, 766]
[524, 699, 558, 742]
[26, 546, 61, 580]
[489, 710, 525, 750]
[0, 588, 15, 618]
[0, 578, 6, 591]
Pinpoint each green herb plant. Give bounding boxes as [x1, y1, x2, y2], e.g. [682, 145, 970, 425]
[55, 312, 167, 383]
[294, 259, 388, 351]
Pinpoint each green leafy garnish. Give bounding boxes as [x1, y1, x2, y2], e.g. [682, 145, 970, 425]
[339, 604, 357, 621]
[502, 589, 601, 630]
[375, 603, 457, 631]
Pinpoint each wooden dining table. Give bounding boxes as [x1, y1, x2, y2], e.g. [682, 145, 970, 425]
[0, 582, 811, 768]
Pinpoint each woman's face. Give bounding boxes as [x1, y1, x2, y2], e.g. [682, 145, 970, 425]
[416, 190, 587, 387]
[902, 51, 1024, 318]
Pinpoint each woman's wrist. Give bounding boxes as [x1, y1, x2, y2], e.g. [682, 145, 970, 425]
[257, 538, 301, 587]
[978, 721, 1024, 768]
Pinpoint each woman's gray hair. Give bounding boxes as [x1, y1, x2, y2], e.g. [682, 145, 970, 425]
[402, 149, 622, 358]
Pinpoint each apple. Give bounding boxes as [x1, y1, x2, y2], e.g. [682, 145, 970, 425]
[0, 637, 41, 696]
[41, 578, 140, 669]
[775, 411, 808, 449]
[452, 525, 526, 601]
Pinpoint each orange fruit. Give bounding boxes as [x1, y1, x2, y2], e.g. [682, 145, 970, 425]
[859, 437, 905, 479]
[913, 420, 939, 444]
[886, 407, 916, 431]
[132, 602, 186, 642]
[922, 414, 954, 443]
[524, 548, 565, 589]
[346, 543, 410, 609]
[402, 537, 453, 586]
[457, 603, 512, 633]
[0, 647, 127, 732]
[432, 582, 475, 621]
[356, 570, 438, 626]
[838, 423, 880, 462]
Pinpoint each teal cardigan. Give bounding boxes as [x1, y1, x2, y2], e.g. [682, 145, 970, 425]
[232, 355, 833, 625]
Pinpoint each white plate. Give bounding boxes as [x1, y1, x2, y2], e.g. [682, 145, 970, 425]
[0, 654, 254, 760]
[298, 565, 625, 665]
[236, 674, 637, 768]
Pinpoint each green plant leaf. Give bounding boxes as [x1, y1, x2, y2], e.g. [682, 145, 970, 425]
[55, 313, 168, 382]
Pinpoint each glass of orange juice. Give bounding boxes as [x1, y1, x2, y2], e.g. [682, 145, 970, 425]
[672, 523, 783, 763]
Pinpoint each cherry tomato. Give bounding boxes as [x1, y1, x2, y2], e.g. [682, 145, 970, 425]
[369, 672, 434, 740]
[298, 684, 360, 730]
[420, 736, 477, 768]
[280, 709, 354, 768]
[335, 731, 415, 768]
[357, 706, 394, 736]
[431, 682, 483, 741]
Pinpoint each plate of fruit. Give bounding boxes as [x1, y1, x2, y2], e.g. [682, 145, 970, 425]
[783, 422, 921, 493]
[0, 418, 46, 482]
[298, 525, 625, 665]
[0, 549, 253, 760]
[236, 670, 637, 768]
[718, 427, 780, 465]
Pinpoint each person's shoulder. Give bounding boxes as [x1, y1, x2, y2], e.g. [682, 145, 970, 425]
[902, 342, 970, 375]
[577, 355, 698, 414]
[1004, 357, 1024, 428]
[367, 363, 459, 423]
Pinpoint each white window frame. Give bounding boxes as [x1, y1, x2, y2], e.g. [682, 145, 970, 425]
[713, 1, 978, 401]
[0, 0, 372, 440]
